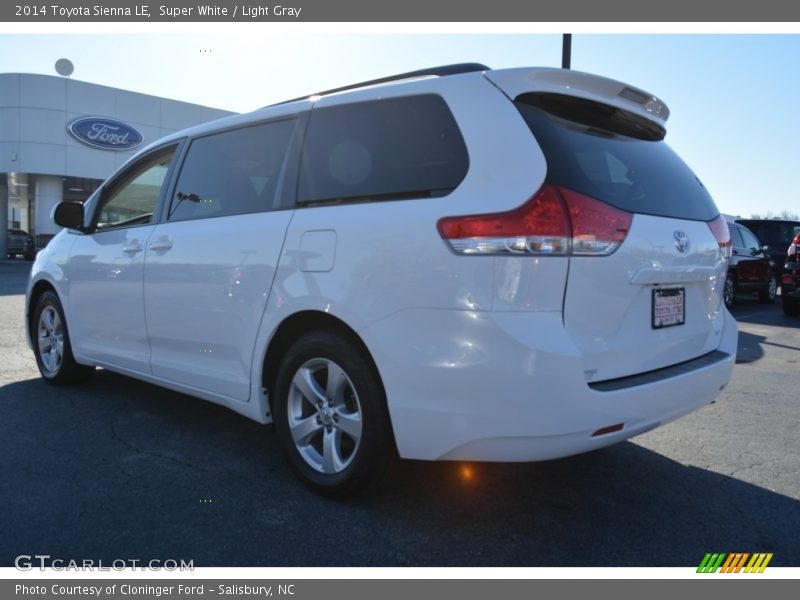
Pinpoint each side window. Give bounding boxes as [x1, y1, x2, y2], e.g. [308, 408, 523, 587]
[298, 94, 469, 205]
[169, 119, 296, 222]
[774, 223, 792, 245]
[744, 223, 765, 241]
[740, 228, 761, 251]
[729, 226, 745, 249]
[96, 148, 176, 230]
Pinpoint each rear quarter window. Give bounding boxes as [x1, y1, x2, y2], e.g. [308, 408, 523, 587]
[729, 225, 745, 249]
[515, 94, 719, 222]
[297, 94, 468, 205]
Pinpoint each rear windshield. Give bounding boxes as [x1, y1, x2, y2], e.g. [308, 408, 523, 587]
[516, 94, 719, 222]
[735, 220, 800, 247]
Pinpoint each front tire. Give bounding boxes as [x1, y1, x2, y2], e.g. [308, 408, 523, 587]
[33, 291, 94, 385]
[273, 330, 391, 498]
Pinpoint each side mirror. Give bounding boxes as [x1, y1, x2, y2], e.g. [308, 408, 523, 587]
[52, 201, 85, 231]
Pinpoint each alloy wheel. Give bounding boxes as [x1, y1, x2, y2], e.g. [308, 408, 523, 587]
[724, 276, 735, 308]
[37, 305, 64, 376]
[287, 358, 363, 475]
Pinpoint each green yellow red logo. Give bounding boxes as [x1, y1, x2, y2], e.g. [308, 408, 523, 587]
[697, 553, 773, 573]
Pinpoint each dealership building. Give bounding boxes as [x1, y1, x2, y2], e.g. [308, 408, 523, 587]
[0, 73, 234, 256]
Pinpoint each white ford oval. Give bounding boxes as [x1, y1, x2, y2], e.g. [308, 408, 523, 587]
[26, 64, 736, 496]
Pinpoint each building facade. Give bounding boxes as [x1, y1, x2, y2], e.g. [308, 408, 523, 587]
[1, 73, 234, 256]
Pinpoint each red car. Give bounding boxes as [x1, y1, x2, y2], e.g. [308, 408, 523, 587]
[724, 222, 777, 309]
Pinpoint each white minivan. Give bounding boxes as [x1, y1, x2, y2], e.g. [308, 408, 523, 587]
[26, 64, 736, 496]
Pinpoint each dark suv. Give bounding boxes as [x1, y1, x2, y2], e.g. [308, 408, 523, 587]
[6, 229, 35, 260]
[724, 221, 777, 309]
[735, 218, 800, 281]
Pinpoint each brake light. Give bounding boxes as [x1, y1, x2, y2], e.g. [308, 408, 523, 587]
[437, 185, 631, 256]
[707, 215, 731, 259]
[560, 187, 631, 256]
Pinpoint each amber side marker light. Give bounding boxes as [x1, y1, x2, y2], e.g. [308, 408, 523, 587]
[591, 423, 624, 437]
[458, 464, 477, 484]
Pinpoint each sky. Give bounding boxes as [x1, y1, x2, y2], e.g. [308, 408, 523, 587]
[0, 32, 798, 219]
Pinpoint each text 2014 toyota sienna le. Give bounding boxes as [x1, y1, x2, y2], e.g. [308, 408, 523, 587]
[26, 64, 736, 496]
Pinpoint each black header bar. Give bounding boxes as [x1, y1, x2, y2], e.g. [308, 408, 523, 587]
[3, 0, 800, 22]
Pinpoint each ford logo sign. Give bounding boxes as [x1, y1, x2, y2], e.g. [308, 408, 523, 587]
[67, 117, 143, 151]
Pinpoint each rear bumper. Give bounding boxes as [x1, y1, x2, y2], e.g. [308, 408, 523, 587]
[361, 307, 737, 461]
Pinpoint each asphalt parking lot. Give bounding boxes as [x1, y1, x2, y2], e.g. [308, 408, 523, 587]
[1, 258, 798, 567]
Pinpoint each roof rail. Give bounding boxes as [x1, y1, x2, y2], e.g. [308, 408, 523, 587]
[268, 63, 491, 107]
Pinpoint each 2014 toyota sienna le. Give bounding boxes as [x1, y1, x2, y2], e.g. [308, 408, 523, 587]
[26, 64, 737, 496]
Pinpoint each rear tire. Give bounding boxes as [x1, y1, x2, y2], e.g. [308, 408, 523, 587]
[758, 273, 777, 304]
[273, 329, 391, 498]
[723, 273, 737, 310]
[33, 291, 94, 385]
[782, 295, 800, 317]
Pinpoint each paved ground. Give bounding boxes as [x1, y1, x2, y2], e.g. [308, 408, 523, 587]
[1, 258, 798, 567]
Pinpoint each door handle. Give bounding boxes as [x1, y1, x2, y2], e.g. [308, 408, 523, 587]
[122, 242, 143, 254]
[148, 237, 173, 251]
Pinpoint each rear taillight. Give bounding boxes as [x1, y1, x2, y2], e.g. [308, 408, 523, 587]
[788, 234, 800, 257]
[707, 215, 732, 259]
[437, 185, 631, 257]
[560, 187, 631, 256]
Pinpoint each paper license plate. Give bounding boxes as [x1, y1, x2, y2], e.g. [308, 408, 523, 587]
[652, 288, 685, 329]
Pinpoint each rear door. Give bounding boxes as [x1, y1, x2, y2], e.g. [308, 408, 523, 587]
[143, 116, 302, 402]
[511, 89, 728, 383]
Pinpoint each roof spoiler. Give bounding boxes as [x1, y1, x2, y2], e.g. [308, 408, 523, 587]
[267, 63, 491, 107]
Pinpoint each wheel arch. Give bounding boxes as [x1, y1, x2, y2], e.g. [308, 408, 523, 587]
[27, 279, 58, 347]
[261, 310, 389, 422]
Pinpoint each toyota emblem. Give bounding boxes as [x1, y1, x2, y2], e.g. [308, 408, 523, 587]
[674, 230, 690, 253]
